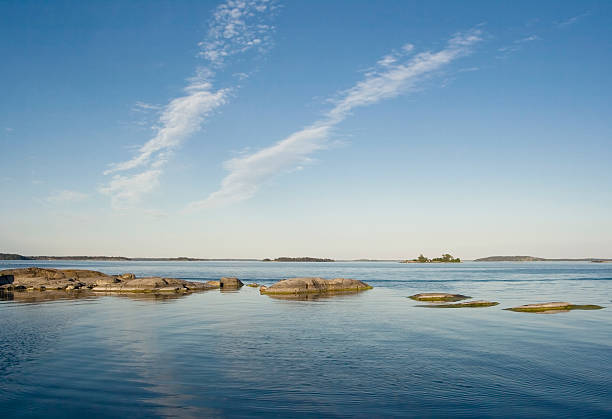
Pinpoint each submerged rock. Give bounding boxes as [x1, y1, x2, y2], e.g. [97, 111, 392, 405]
[418, 300, 499, 308]
[246, 283, 260, 288]
[506, 302, 604, 313]
[409, 293, 470, 302]
[260, 277, 372, 295]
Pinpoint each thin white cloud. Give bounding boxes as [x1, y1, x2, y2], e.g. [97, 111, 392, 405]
[131, 101, 162, 112]
[557, 11, 590, 27]
[186, 29, 482, 211]
[101, 0, 276, 209]
[497, 34, 540, 57]
[516, 35, 540, 43]
[47, 190, 89, 204]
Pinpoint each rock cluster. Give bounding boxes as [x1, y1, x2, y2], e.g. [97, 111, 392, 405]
[0, 267, 219, 293]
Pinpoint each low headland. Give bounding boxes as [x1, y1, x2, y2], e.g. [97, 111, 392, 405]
[262, 257, 335, 262]
[475, 255, 612, 262]
[0, 253, 257, 261]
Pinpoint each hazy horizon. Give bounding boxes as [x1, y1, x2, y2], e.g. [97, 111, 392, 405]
[2, 0, 611, 259]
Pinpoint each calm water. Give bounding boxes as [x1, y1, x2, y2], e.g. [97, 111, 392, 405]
[1, 261, 611, 418]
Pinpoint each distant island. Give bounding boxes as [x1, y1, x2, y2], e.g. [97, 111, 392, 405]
[475, 256, 546, 262]
[400, 254, 461, 263]
[475, 256, 612, 262]
[262, 257, 335, 262]
[0, 253, 257, 262]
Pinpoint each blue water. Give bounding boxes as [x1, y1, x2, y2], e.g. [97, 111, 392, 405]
[1, 260, 611, 418]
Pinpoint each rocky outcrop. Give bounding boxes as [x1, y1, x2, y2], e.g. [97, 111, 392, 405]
[260, 277, 372, 295]
[0, 267, 221, 293]
[506, 302, 604, 312]
[409, 293, 470, 302]
[220, 277, 243, 289]
[0, 267, 112, 290]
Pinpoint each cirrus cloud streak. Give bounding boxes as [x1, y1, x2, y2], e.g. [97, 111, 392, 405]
[186, 29, 483, 211]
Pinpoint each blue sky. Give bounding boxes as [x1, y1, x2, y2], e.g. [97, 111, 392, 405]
[1, 0, 611, 259]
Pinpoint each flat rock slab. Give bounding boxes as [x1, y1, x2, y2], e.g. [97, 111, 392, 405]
[506, 302, 604, 312]
[418, 300, 499, 308]
[260, 277, 372, 295]
[92, 277, 219, 293]
[409, 293, 470, 302]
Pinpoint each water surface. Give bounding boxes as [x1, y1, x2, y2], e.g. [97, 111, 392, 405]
[1, 261, 611, 418]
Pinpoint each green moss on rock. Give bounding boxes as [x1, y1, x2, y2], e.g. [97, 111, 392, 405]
[408, 293, 470, 302]
[506, 303, 603, 312]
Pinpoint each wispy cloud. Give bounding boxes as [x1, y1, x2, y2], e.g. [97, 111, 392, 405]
[131, 101, 162, 112]
[557, 11, 590, 28]
[101, 0, 277, 209]
[497, 34, 540, 57]
[186, 29, 483, 211]
[47, 189, 89, 204]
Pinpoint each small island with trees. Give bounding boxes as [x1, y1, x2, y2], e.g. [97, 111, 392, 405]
[400, 254, 461, 263]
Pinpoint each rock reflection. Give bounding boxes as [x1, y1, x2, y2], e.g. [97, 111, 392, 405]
[0, 289, 97, 303]
[263, 290, 369, 301]
[0, 289, 217, 304]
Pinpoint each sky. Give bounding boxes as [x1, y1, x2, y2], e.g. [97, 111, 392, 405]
[1, 0, 611, 259]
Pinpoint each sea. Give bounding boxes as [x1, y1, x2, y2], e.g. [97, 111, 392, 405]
[1, 260, 611, 418]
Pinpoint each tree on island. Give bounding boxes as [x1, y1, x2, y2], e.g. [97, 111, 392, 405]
[431, 253, 460, 263]
[404, 253, 461, 263]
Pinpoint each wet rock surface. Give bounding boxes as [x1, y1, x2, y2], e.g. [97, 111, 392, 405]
[409, 293, 470, 302]
[506, 302, 604, 313]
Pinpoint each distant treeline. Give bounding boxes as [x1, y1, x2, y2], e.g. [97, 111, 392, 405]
[262, 257, 335, 262]
[475, 255, 612, 262]
[0, 253, 257, 261]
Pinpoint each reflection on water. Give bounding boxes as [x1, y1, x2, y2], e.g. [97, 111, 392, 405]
[1, 261, 611, 418]
[0, 288, 221, 304]
[0, 289, 97, 304]
[263, 289, 371, 301]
